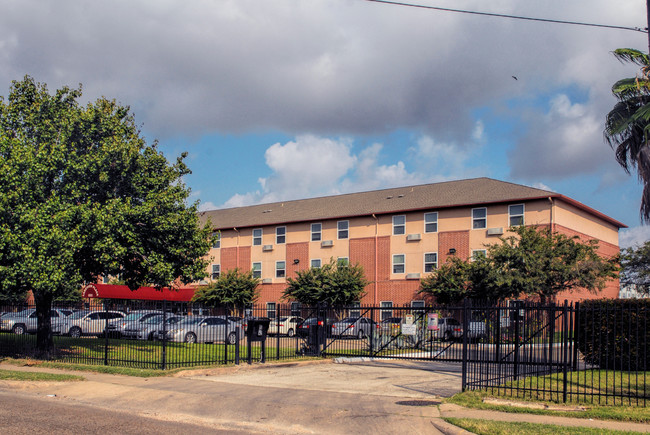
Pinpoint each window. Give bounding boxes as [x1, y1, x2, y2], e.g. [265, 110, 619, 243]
[253, 228, 262, 246]
[471, 250, 487, 261]
[102, 275, 110, 284]
[267, 302, 276, 319]
[310, 259, 321, 269]
[472, 208, 487, 229]
[276, 261, 286, 278]
[393, 215, 406, 235]
[424, 253, 437, 273]
[311, 223, 322, 241]
[211, 232, 220, 249]
[211, 264, 220, 279]
[509, 204, 525, 226]
[252, 262, 262, 279]
[276, 226, 286, 244]
[337, 220, 349, 239]
[411, 300, 425, 309]
[349, 301, 361, 318]
[291, 302, 301, 317]
[393, 254, 405, 274]
[337, 257, 349, 267]
[380, 301, 393, 321]
[424, 212, 438, 233]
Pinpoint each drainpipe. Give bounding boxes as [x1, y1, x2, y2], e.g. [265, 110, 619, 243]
[372, 214, 378, 305]
[234, 227, 240, 268]
[548, 197, 554, 232]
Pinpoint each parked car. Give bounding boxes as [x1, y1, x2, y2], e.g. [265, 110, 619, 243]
[267, 316, 304, 337]
[467, 320, 487, 341]
[59, 310, 126, 338]
[122, 315, 184, 340]
[157, 316, 244, 344]
[296, 317, 336, 338]
[380, 317, 403, 336]
[331, 317, 380, 339]
[436, 317, 463, 341]
[105, 310, 163, 338]
[0, 308, 71, 335]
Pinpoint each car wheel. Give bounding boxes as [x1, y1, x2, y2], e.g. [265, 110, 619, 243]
[69, 327, 82, 339]
[12, 324, 26, 335]
[357, 329, 365, 340]
[287, 328, 294, 337]
[184, 332, 197, 344]
[227, 331, 237, 344]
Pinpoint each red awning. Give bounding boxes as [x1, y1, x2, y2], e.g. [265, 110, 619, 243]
[82, 283, 196, 302]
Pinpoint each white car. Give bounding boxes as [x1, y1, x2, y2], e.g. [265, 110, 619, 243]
[267, 316, 303, 337]
[59, 310, 125, 338]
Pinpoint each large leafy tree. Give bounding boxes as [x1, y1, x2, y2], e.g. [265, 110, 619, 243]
[620, 240, 650, 295]
[283, 259, 369, 306]
[0, 76, 212, 356]
[605, 48, 650, 222]
[420, 226, 618, 304]
[192, 268, 260, 314]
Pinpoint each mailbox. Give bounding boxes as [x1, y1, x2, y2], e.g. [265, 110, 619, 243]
[246, 318, 270, 342]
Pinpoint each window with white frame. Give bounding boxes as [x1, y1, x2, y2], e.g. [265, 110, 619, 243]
[380, 301, 393, 321]
[392, 215, 406, 235]
[276, 261, 286, 278]
[424, 212, 438, 233]
[411, 300, 425, 313]
[290, 302, 301, 317]
[337, 220, 349, 239]
[337, 257, 349, 267]
[253, 228, 262, 246]
[310, 259, 321, 269]
[276, 226, 286, 244]
[252, 262, 262, 279]
[211, 232, 221, 249]
[349, 301, 360, 318]
[471, 250, 487, 261]
[509, 204, 525, 226]
[424, 253, 437, 273]
[267, 302, 276, 319]
[311, 223, 322, 241]
[211, 264, 221, 279]
[393, 254, 405, 274]
[472, 207, 487, 229]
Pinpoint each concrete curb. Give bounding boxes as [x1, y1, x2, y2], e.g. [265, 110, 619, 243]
[430, 418, 474, 435]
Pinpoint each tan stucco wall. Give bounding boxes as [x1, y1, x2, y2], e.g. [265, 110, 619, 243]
[553, 200, 619, 246]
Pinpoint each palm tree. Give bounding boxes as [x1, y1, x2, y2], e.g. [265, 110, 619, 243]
[605, 48, 650, 222]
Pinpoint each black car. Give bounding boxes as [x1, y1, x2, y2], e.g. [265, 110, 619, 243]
[297, 317, 335, 337]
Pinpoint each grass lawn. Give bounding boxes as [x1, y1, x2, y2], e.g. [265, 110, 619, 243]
[443, 418, 641, 435]
[0, 368, 84, 382]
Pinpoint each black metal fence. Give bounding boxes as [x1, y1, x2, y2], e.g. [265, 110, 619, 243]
[0, 298, 647, 406]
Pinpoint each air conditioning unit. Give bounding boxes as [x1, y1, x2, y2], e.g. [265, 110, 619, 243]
[262, 278, 273, 284]
[406, 273, 421, 280]
[263, 244, 273, 251]
[406, 233, 421, 241]
[321, 240, 334, 247]
[487, 227, 504, 236]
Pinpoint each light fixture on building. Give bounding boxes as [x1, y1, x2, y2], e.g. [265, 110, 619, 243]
[448, 248, 456, 255]
[293, 259, 300, 264]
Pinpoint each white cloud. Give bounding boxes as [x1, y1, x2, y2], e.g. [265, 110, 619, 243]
[620, 226, 650, 249]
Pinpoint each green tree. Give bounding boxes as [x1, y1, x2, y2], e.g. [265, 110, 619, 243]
[620, 240, 650, 295]
[192, 268, 260, 314]
[605, 48, 650, 222]
[420, 226, 618, 304]
[283, 259, 369, 306]
[0, 76, 212, 356]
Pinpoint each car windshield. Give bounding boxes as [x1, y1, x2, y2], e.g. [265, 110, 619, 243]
[141, 315, 164, 324]
[177, 317, 203, 325]
[339, 317, 359, 323]
[123, 313, 149, 321]
[69, 311, 90, 319]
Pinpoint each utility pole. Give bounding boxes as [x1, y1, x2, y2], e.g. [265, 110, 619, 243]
[647, 0, 650, 53]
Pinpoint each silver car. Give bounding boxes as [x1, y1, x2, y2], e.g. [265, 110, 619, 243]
[59, 310, 125, 338]
[0, 308, 71, 335]
[331, 317, 379, 339]
[105, 310, 163, 338]
[123, 315, 184, 340]
[157, 316, 243, 344]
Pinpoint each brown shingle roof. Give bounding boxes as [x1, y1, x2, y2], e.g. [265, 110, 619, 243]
[198, 177, 625, 229]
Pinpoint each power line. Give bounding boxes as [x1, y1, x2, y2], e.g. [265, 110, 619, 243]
[362, 0, 647, 34]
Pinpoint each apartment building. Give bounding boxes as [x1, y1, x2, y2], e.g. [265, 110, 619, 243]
[196, 178, 625, 309]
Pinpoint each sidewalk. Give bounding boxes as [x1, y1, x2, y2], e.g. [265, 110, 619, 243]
[0, 360, 648, 434]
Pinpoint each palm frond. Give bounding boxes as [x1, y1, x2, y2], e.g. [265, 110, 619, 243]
[613, 48, 650, 68]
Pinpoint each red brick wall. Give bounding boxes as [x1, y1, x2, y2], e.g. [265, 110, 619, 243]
[438, 231, 470, 264]
[257, 283, 286, 304]
[286, 242, 309, 278]
[238, 246, 251, 271]
[350, 237, 376, 302]
[221, 247, 238, 272]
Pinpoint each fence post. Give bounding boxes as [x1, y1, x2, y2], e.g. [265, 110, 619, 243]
[370, 305, 375, 357]
[514, 305, 520, 381]
[461, 299, 469, 391]
[161, 300, 167, 370]
[276, 304, 280, 361]
[104, 301, 109, 366]
[572, 302, 580, 372]
[562, 300, 569, 403]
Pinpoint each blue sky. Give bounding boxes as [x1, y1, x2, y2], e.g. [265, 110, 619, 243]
[2, 0, 649, 247]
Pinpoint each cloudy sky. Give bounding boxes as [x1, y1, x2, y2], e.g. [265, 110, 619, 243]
[3, 0, 650, 247]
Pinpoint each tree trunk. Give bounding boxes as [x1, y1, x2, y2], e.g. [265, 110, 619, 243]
[35, 292, 54, 359]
